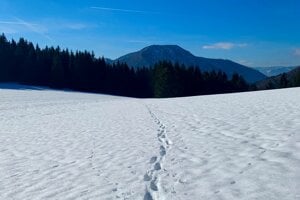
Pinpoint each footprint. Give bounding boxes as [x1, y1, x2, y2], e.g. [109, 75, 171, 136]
[150, 179, 158, 191]
[160, 146, 166, 156]
[154, 162, 162, 170]
[158, 138, 165, 143]
[144, 191, 153, 200]
[179, 178, 187, 184]
[150, 156, 157, 164]
[144, 172, 152, 181]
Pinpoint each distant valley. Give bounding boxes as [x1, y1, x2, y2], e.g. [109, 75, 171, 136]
[254, 66, 297, 77]
[256, 66, 300, 89]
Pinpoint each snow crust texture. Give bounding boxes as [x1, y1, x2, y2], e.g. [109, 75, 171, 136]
[0, 86, 299, 200]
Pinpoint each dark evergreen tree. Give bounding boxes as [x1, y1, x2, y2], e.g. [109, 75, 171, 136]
[0, 33, 251, 98]
[279, 73, 288, 88]
[293, 71, 300, 87]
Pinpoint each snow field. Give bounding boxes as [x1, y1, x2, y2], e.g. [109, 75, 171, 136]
[0, 85, 299, 199]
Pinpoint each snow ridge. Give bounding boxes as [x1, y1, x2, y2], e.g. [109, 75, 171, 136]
[144, 105, 172, 200]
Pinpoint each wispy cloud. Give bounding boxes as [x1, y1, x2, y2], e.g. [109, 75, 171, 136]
[0, 24, 18, 34]
[294, 48, 300, 56]
[0, 17, 53, 41]
[64, 23, 88, 30]
[90, 6, 159, 14]
[14, 17, 53, 41]
[0, 21, 37, 25]
[203, 42, 248, 50]
[0, 20, 38, 34]
[238, 60, 253, 66]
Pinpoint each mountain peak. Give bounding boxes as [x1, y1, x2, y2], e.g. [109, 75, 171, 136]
[116, 44, 196, 68]
[143, 44, 180, 48]
[137, 45, 195, 61]
[114, 45, 266, 83]
[141, 44, 186, 51]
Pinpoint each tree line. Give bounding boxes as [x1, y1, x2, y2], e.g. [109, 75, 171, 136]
[0, 34, 250, 98]
[259, 70, 300, 90]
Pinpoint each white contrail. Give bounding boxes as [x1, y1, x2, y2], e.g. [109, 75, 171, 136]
[90, 6, 159, 14]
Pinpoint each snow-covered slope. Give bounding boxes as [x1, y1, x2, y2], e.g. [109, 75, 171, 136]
[0, 86, 299, 200]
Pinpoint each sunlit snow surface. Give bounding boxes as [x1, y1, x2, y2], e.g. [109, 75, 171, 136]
[1, 85, 299, 200]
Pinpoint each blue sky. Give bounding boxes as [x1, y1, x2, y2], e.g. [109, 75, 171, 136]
[0, 0, 300, 67]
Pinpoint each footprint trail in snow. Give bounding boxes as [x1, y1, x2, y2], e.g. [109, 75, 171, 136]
[144, 105, 172, 200]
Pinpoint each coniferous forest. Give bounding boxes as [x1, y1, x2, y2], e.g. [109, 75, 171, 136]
[0, 34, 250, 98]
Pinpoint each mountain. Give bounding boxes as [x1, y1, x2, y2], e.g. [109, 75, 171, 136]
[114, 45, 266, 83]
[254, 66, 297, 77]
[104, 58, 114, 64]
[256, 66, 300, 89]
